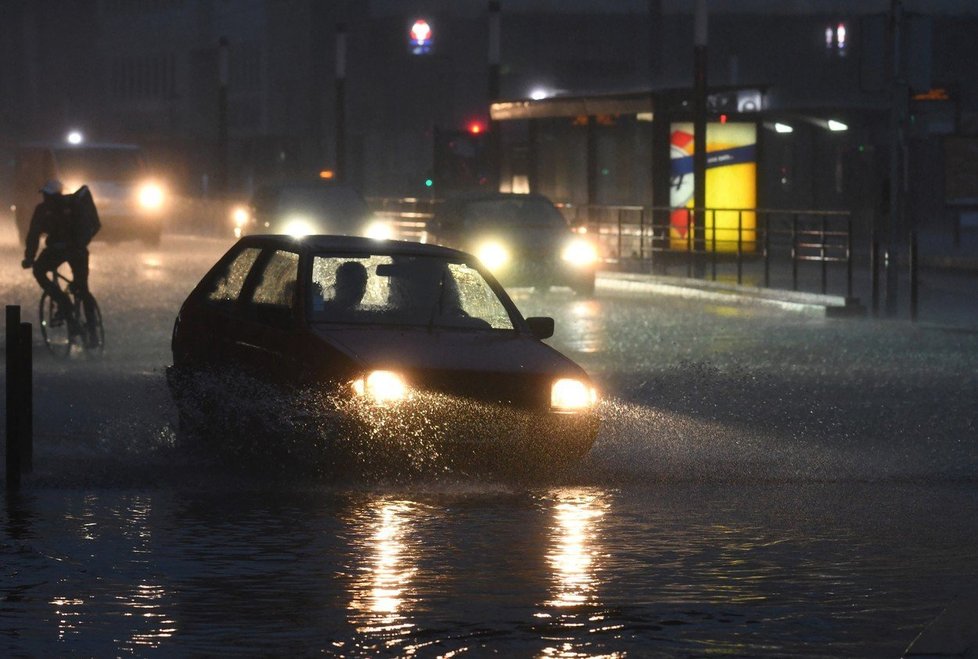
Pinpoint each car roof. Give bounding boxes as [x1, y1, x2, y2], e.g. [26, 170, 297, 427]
[236, 234, 473, 260]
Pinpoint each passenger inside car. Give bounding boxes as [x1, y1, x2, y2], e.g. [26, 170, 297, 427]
[320, 260, 369, 321]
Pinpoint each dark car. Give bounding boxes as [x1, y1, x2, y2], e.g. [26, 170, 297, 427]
[167, 234, 599, 474]
[425, 192, 598, 296]
[232, 180, 394, 240]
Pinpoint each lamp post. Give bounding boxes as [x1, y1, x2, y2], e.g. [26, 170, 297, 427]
[488, 0, 501, 190]
[217, 36, 229, 196]
[692, 0, 708, 275]
[335, 23, 347, 181]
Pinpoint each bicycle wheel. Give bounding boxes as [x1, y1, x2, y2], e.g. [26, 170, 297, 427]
[39, 291, 72, 358]
[80, 295, 105, 354]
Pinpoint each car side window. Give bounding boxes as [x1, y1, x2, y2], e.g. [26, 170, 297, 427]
[246, 249, 300, 324]
[203, 246, 261, 309]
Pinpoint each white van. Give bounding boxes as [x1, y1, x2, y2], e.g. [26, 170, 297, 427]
[13, 142, 167, 246]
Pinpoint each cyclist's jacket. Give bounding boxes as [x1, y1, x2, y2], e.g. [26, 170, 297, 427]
[24, 194, 81, 261]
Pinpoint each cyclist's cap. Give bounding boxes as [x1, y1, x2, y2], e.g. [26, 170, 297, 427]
[40, 179, 64, 194]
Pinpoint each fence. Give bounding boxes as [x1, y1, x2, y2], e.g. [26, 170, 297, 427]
[371, 198, 855, 299]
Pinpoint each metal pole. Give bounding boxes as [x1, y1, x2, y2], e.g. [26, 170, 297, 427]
[18, 322, 32, 473]
[871, 232, 880, 315]
[617, 208, 623, 268]
[6, 306, 22, 490]
[711, 210, 717, 281]
[791, 214, 799, 291]
[846, 214, 853, 299]
[737, 210, 743, 285]
[763, 211, 770, 288]
[217, 36, 230, 196]
[910, 230, 919, 322]
[692, 0, 708, 278]
[488, 0, 501, 190]
[821, 214, 828, 294]
[885, 0, 906, 316]
[335, 23, 347, 181]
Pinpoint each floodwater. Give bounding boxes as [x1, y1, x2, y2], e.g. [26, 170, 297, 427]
[2, 228, 978, 656]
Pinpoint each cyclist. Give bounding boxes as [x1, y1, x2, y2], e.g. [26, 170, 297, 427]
[21, 179, 98, 345]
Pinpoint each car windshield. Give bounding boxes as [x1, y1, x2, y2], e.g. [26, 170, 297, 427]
[54, 147, 145, 182]
[310, 253, 515, 330]
[461, 197, 568, 230]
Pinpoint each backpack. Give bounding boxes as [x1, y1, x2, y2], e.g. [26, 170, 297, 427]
[69, 185, 101, 246]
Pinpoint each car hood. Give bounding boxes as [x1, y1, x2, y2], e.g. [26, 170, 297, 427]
[314, 326, 579, 374]
[311, 325, 588, 406]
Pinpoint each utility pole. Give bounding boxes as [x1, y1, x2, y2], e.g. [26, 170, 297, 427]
[335, 23, 347, 181]
[488, 0, 501, 191]
[217, 36, 230, 196]
[885, 0, 906, 316]
[692, 0, 708, 275]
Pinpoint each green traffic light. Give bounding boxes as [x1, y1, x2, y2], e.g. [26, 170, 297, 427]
[425, 178, 433, 187]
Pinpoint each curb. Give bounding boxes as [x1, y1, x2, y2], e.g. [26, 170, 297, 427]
[597, 272, 865, 317]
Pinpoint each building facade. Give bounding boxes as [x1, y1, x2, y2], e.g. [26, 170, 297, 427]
[1, 0, 976, 242]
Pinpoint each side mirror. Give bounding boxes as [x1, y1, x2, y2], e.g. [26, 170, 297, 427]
[526, 316, 554, 340]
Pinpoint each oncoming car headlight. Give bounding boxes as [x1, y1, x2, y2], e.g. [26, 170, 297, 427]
[561, 238, 598, 267]
[231, 205, 250, 238]
[476, 241, 510, 272]
[352, 370, 410, 404]
[551, 378, 597, 413]
[281, 216, 316, 238]
[137, 182, 166, 211]
[365, 219, 394, 241]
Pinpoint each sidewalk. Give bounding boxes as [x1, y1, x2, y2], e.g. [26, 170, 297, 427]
[595, 252, 978, 330]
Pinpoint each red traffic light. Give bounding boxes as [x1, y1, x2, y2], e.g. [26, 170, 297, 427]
[467, 121, 484, 135]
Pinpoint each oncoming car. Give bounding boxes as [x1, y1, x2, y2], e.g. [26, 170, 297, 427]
[13, 142, 167, 245]
[425, 192, 598, 296]
[167, 234, 599, 474]
[231, 179, 393, 240]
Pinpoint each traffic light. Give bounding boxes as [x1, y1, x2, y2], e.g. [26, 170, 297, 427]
[432, 125, 489, 192]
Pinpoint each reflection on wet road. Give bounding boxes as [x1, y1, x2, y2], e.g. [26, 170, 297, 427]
[3, 483, 976, 656]
[1, 230, 976, 655]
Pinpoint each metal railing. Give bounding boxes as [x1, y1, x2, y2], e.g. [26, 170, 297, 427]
[559, 204, 853, 298]
[365, 198, 855, 299]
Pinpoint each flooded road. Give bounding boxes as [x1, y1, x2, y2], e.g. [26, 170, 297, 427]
[2, 227, 977, 655]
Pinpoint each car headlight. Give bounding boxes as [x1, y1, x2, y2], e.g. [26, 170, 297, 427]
[352, 370, 410, 404]
[137, 182, 165, 211]
[365, 220, 394, 241]
[231, 205, 250, 227]
[281, 216, 315, 237]
[561, 238, 598, 267]
[476, 241, 510, 272]
[551, 378, 597, 413]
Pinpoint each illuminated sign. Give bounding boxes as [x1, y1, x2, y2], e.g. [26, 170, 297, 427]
[409, 19, 433, 55]
[669, 122, 757, 253]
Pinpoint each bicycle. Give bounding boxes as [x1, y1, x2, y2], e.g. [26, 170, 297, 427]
[38, 267, 105, 357]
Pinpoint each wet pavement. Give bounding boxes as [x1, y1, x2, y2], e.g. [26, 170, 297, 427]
[2, 226, 977, 655]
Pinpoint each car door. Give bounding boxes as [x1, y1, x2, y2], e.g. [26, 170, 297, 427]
[232, 248, 304, 384]
[177, 244, 263, 367]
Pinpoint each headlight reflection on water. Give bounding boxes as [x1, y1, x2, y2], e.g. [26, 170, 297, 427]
[538, 488, 615, 658]
[348, 500, 421, 639]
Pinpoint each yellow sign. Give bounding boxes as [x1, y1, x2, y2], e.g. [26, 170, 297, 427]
[669, 122, 757, 252]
